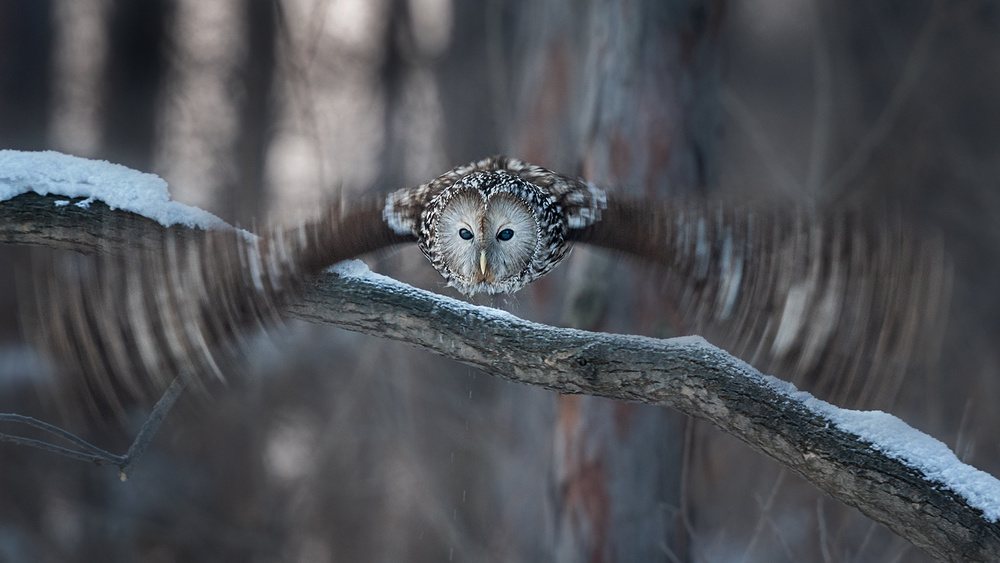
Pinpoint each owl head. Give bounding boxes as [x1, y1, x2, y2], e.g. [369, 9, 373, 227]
[383, 156, 607, 296]
[418, 170, 567, 295]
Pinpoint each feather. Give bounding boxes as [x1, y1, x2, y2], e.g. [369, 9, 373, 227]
[571, 197, 952, 406]
[26, 198, 412, 418]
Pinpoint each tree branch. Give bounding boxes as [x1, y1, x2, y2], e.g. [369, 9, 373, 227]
[0, 192, 204, 256]
[287, 269, 1000, 562]
[0, 413, 124, 466]
[2, 191, 999, 561]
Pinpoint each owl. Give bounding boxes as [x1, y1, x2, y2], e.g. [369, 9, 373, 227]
[27, 155, 951, 414]
[381, 156, 606, 295]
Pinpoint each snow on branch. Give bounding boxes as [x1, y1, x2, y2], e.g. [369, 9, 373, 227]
[0, 150, 230, 230]
[1, 151, 999, 561]
[288, 265, 1000, 562]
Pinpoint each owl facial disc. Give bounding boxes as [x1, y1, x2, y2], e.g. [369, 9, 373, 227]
[428, 177, 542, 295]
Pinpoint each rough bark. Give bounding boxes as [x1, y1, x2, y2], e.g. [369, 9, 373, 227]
[0, 192, 203, 256]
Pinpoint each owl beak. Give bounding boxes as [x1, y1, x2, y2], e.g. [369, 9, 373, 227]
[479, 250, 487, 275]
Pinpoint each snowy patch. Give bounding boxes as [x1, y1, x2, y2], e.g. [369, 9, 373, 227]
[765, 375, 1000, 522]
[666, 334, 712, 348]
[0, 150, 232, 231]
[328, 259, 520, 324]
[328, 258, 374, 279]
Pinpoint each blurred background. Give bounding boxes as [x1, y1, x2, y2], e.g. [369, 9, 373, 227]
[0, 0, 998, 561]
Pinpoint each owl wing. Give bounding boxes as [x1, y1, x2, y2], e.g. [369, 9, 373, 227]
[283, 198, 415, 279]
[27, 198, 415, 417]
[568, 196, 952, 407]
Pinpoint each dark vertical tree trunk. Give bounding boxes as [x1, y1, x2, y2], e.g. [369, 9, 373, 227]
[0, 0, 53, 343]
[434, 2, 724, 558]
[103, 0, 171, 171]
[504, 1, 724, 560]
[0, 0, 52, 151]
[229, 0, 278, 224]
[374, 0, 416, 190]
[432, 0, 509, 163]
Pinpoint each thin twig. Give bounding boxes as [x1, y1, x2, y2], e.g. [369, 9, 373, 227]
[741, 470, 787, 562]
[0, 413, 120, 458]
[119, 372, 190, 480]
[817, 496, 833, 563]
[0, 433, 123, 466]
[0, 373, 188, 480]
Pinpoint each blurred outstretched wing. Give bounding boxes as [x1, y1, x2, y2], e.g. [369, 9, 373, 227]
[24, 199, 413, 417]
[22, 180, 952, 415]
[570, 197, 952, 407]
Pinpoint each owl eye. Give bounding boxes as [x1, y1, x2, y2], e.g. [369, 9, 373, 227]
[497, 228, 514, 241]
[458, 227, 474, 240]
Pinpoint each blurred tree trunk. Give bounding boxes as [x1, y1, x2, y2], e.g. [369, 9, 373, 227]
[504, 1, 723, 560]
[0, 0, 52, 151]
[0, 0, 53, 343]
[229, 0, 277, 224]
[103, 0, 171, 172]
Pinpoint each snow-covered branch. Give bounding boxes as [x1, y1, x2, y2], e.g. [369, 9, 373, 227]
[287, 266, 1000, 563]
[1, 151, 999, 561]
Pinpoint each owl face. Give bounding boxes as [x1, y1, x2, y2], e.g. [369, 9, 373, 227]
[433, 189, 539, 294]
[420, 170, 565, 295]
